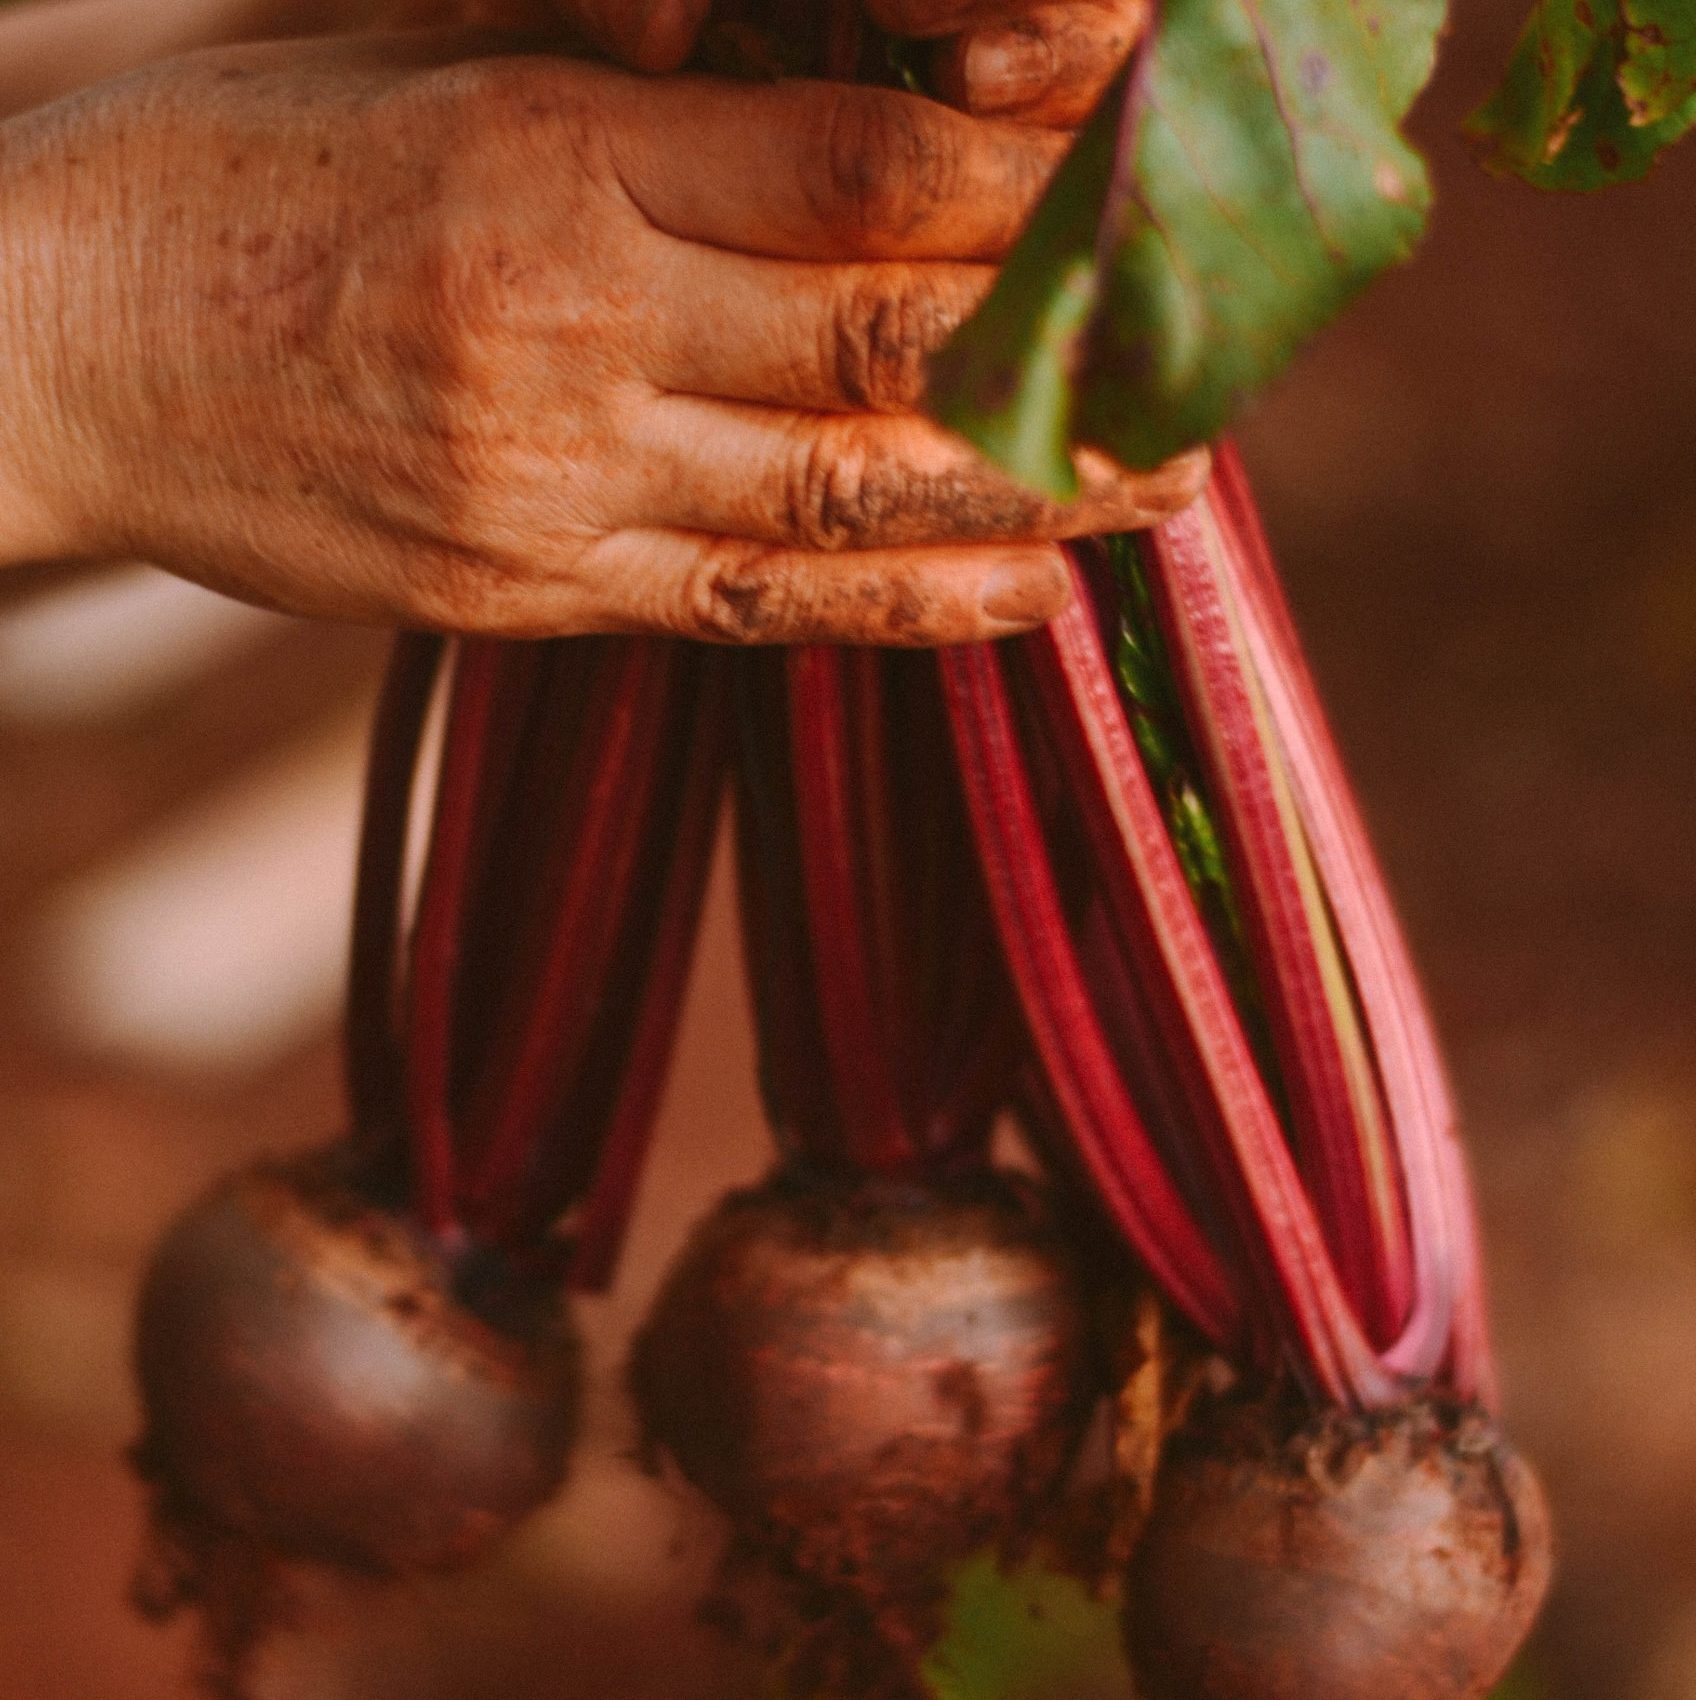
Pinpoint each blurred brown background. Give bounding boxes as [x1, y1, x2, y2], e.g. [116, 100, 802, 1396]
[0, 1, 1692, 1695]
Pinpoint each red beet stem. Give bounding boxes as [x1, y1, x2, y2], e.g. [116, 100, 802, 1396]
[346, 633, 443, 1143]
[461, 641, 678, 1226]
[938, 640, 1244, 1348]
[442, 642, 548, 1110]
[786, 647, 917, 1174]
[885, 656, 1012, 1161]
[405, 638, 507, 1240]
[1018, 595, 1392, 1406]
[565, 656, 728, 1289]
[1211, 445, 1478, 1390]
[736, 650, 1013, 1176]
[1143, 505, 1413, 1350]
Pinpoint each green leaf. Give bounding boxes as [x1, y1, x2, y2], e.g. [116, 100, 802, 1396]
[1465, 0, 1696, 188]
[920, 1552, 1127, 1700]
[929, 0, 1444, 487]
[1620, 0, 1696, 123]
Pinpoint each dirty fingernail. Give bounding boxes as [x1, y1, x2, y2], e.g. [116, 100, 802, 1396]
[980, 551, 1071, 629]
[961, 24, 1059, 114]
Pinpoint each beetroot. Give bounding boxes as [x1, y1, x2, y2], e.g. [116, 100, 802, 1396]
[130, 635, 726, 1692]
[631, 1167, 1091, 1692]
[1126, 1395, 1551, 1700]
[627, 647, 1097, 1694]
[134, 1157, 578, 1580]
[632, 1169, 1089, 1590]
[130, 1154, 579, 1695]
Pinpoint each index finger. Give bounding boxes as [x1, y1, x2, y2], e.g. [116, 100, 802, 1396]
[605, 73, 1065, 261]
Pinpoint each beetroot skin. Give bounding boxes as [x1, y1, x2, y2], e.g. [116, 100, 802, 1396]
[1125, 1395, 1552, 1700]
[630, 1169, 1095, 1616]
[133, 1156, 579, 1584]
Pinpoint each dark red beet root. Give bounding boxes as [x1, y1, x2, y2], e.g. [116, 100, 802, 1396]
[133, 1155, 579, 1585]
[1126, 1396, 1552, 1700]
[630, 1168, 1093, 1668]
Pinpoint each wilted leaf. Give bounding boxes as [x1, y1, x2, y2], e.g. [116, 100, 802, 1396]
[929, 0, 1444, 489]
[1465, 0, 1696, 189]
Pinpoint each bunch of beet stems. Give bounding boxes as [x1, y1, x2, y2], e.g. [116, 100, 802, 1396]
[732, 645, 1016, 1177]
[350, 630, 725, 1284]
[938, 443, 1493, 1411]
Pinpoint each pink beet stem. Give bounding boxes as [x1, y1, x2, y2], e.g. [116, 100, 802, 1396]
[461, 641, 677, 1225]
[1212, 443, 1480, 1391]
[346, 632, 443, 1145]
[1025, 593, 1393, 1406]
[565, 656, 729, 1288]
[1145, 505, 1414, 1349]
[940, 639, 1245, 1349]
[405, 638, 506, 1241]
[787, 647, 918, 1174]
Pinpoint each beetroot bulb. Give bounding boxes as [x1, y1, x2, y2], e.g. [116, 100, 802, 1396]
[937, 444, 1552, 1700]
[631, 647, 1096, 1698]
[132, 634, 726, 1692]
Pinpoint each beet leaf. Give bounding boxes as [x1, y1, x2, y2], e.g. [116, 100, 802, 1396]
[928, 0, 1443, 486]
[1466, 0, 1696, 188]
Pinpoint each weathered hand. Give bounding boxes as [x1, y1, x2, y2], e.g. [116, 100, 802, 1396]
[913, 0, 1148, 128]
[0, 33, 1202, 642]
[376, 0, 1147, 119]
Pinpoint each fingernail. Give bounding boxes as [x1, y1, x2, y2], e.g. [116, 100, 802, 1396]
[962, 24, 1059, 115]
[980, 552, 1071, 629]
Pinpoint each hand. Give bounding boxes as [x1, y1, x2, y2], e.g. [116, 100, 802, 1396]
[910, 0, 1148, 129]
[374, 0, 1147, 119]
[0, 33, 1203, 644]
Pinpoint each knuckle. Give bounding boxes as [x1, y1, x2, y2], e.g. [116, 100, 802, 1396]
[817, 87, 961, 245]
[783, 424, 890, 551]
[829, 276, 960, 412]
[677, 545, 793, 642]
[782, 423, 1055, 552]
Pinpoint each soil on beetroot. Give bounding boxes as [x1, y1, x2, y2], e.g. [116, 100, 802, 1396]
[1125, 1392, 1552, 1700]
[130, 1152, 579, 1693]
[629, 1166, 1097, 1697]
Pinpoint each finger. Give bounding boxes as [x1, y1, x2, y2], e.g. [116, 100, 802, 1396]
[576, 529, 1072, 645]
[545, 0, 713, 69]
[642, 245, 994, 412]
[933, 0, 1148, 127]
[625, 396, 1212, 553]
[605, 75, 1065, 260]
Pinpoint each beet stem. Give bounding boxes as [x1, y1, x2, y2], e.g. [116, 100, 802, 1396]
[1212, 444, 1484, 1391]
[786, 647, 918, 1174]
[1143, 506, 1413, 1348]
[461, 641, 677, 1227]
[1025, 593, 1392, 1406]
[565, 655, 729, 1288]
[405, 638, 507, 1239]
[938, 639, 1243, 1346]
[346, 632, 443, 1143]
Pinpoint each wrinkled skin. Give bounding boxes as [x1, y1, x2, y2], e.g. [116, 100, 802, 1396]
[0, 3, 1199, 644]
[1125, 1396, 1554, 1700]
